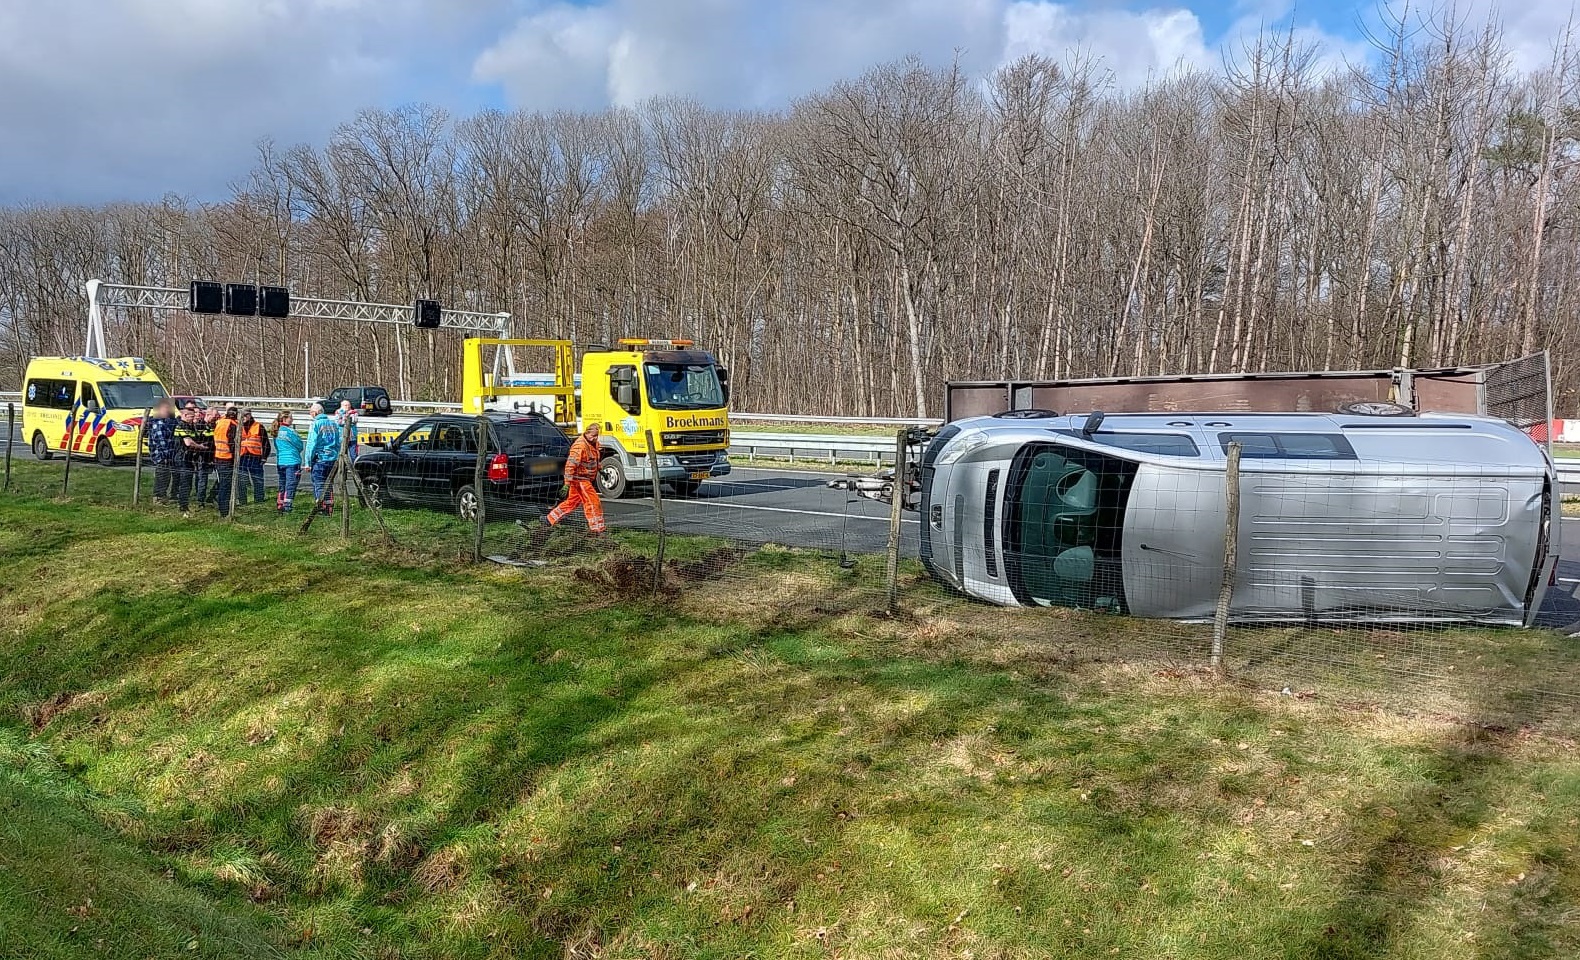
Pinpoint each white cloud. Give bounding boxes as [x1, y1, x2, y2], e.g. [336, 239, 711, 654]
[1001, 2, 1214, 88]
[1375, 0, 1580, 75]
[4, 0, 1566, 205]
[0, 0, 480, 204]
[474, 0, 1010, 109]
[472, 0, 1365, 110]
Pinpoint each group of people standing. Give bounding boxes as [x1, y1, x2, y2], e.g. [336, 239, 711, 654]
[143, 399, 358, 518]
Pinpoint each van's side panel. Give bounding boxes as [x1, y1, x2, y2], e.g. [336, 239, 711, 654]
[1232, 471, 1542, 624]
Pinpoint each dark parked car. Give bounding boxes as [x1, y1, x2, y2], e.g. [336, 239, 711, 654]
[322, 385, 392, 415]
[354, 412, 570, 521]
[169, 394, 209, 411]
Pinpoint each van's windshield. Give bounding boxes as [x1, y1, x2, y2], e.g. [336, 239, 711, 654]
[1003, 442, 1139, 612]
[98, 382, 168, 410]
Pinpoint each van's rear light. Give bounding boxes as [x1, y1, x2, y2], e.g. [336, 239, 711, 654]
[488, 453, 509, 481]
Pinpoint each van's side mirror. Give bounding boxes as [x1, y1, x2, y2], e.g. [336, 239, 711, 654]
[717, 367, 731, 403]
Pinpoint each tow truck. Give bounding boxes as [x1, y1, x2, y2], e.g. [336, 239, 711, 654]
[460, 337, 732, 498]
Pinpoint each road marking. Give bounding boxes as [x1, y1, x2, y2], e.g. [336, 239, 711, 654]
[610, 499, 919, 525]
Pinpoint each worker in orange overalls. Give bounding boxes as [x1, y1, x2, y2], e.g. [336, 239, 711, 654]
[523, 423, 606, 549]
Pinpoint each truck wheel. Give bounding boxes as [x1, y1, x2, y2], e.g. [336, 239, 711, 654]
[595, 454, 627, 499]
[32, 432, 53, 461]
[455, 484, 482, 523]
[670, 479, 702, 498]
[95, 437, 116, 466]
[1337, 401, 1413, 417]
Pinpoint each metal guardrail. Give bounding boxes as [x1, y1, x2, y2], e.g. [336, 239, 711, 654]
[733, 412, 942, 426]
[731, 431, 895, 464]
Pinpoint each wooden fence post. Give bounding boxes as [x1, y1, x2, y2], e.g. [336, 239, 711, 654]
[1211, 441, 1242, 676]
[132, 405, 150, 505]
[884, 428, 906, 614]
[338, 421, 352, 538]
[4, 403, 13, 493]
[472, 416, 489, 561]
[646, 430, 667, 592]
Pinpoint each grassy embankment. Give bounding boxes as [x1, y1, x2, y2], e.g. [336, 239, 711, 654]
[3, 461, 1580, 959]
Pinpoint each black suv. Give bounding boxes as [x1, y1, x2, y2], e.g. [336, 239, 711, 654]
[322, 385, 392, 415]
[353, 412, 570, 521]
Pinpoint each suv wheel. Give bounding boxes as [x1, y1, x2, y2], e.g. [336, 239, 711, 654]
[595, 455, 627, 499]
[95, 437, 116, 466]
[31, 432, 53, 461]
[359, 470, 384, 509]
[455, 484, 483, 523]
[373, 394, 392, 414]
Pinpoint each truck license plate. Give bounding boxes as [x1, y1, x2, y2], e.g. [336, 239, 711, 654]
[690, 471, 710, 480]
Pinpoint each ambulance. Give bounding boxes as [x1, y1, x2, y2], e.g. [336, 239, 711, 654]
[21, 356, 170, 465]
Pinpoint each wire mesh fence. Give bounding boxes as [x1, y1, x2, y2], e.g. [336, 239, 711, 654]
[5, 404, 1579, 737]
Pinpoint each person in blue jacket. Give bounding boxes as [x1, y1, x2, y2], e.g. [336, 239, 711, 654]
[272, 410, 306, 513]
[301, 403, 342, 514]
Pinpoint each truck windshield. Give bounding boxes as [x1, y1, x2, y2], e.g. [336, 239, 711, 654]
[98, 382, 168, 410]
[644, 363, 724, 410]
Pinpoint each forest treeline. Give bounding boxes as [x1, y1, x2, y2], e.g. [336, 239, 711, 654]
[1, 9, 1577, 416]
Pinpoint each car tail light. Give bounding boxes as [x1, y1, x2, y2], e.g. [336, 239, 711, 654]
[488, 453, 509, 481]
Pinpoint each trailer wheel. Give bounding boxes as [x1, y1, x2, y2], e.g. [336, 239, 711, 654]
[1337, 401, 1414, 417]
[32, 432, 53, 461]
[596, 454, 627, 499]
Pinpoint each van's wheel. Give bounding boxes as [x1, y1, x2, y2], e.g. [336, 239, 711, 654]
[595, 454, 627, 499]
[670, 479, 702, 498]
[31, 432, 53, 461]
[455, 484, 482, 523]
[1338, 401, 1414, 417]
[95, 437, 116, 466]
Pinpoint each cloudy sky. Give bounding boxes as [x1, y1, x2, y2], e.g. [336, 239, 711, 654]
[0, 0, 1568, 205]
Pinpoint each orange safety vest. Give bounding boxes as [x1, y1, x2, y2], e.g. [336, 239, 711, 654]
[213, 417, 237, 460]
[565, 434, 600, 483]
[239, 421, 264, 456]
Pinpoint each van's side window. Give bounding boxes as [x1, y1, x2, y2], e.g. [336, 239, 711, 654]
[80, 384, 100, 411]
[1053, 430, 1200, 457]
[1219, 432, 1357, 460]
[25, 378, 76, 411]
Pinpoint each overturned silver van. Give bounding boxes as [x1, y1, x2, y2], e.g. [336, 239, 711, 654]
[919, 412, 1561, 626]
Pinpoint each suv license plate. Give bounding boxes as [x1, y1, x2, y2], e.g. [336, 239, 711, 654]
[689, 471, 710, 480]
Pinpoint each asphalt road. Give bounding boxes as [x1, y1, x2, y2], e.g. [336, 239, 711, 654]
[4, 424, 1578, 631]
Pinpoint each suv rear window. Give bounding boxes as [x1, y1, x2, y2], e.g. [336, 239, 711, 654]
[492, 418, 568, 454]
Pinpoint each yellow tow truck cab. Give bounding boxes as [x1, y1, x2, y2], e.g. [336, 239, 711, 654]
[461, 337, 731, 497]
[21, 356, 170, 465]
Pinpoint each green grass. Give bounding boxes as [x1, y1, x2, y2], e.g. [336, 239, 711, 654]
[4, 467, 1580, 958]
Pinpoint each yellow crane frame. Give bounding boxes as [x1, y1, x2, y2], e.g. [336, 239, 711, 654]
[461, 338, 578, 432]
